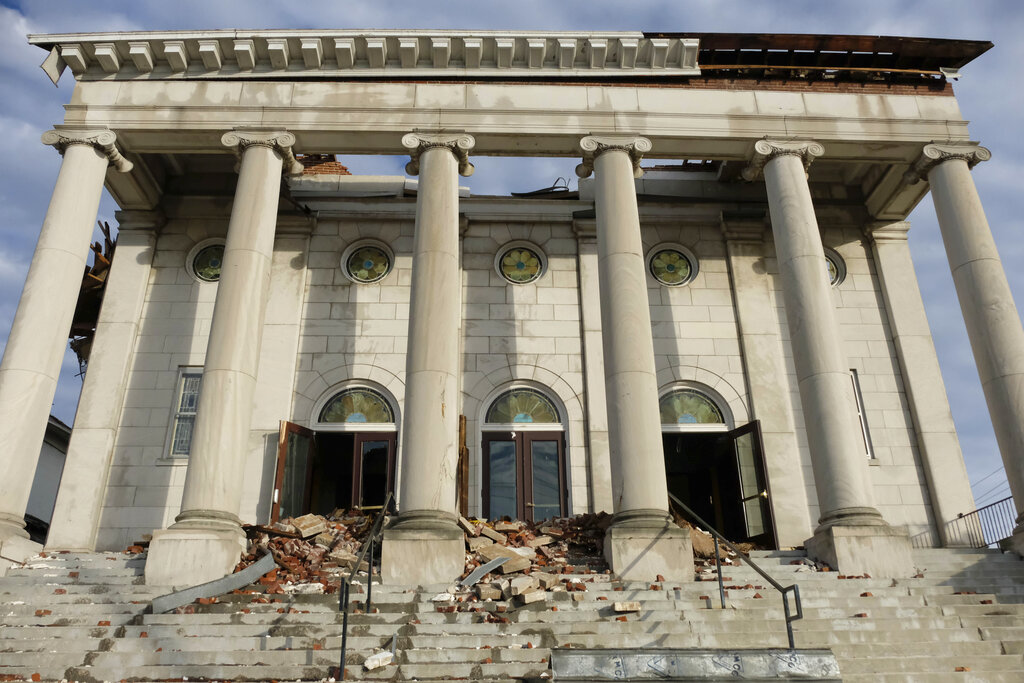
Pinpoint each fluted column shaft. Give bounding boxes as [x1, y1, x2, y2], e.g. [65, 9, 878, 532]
[578, 135, 669, 525]
[752, 140, 884, 530]
[0, 130, 131, 549]
[916, 144, 1024, 528]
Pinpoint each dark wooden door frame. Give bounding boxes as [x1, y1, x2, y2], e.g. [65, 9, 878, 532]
[352, 431, 397, 509]
[271, 421, 316, 523]
[722, 420, 777, 548]
[482, 430, 566, 522]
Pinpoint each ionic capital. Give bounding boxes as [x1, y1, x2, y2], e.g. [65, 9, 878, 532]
[575, 135, 652, 179]
[220, 130, 304, 175]
[41, 128, 133, 173]
[864, 221, 911, 244]
[741, 139, 824, 181]
[903, 142, 992, 184]
[402, 132, 476, 177]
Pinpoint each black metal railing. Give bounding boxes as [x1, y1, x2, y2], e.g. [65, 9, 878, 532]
[942, 496, 1016, 549]
[336, 493, 395, 680]
[668, 492, 803, 650]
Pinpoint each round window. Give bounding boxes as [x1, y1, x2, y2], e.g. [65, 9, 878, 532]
[649, 246, 696, 286]
[342, 242, 393, 284]
[186, 240, 226, 283]
[497, 245, 544, 284]
[824, 248, 846, 287]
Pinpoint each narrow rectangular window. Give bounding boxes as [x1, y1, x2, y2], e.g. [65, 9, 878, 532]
[169, 368, 202, 457]
[850, 369, 875, 460]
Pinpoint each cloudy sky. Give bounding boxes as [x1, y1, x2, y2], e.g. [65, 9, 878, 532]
[0, 1, 1021, 509]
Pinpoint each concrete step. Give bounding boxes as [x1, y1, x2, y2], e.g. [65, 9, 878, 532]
[839, 654, 1024, 674]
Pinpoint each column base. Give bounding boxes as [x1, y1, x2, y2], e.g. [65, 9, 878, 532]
[144, 512, 247, 589]
[381, 510, 464, 586]
[804, 524, 913, 578]
[604, 510, 693, 582]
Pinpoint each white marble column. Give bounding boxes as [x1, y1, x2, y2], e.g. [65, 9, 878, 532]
[744, 140, 911, 576]
[46, 211, 160, 552]
[866, 221, 976, 545]
[722, 214, 814, 547]
[576, 135, 692, 581]
[146, 131, 303, 587]
[382, 132, 475, 585]
[908, 143, 1024, 547]
[0, 129, 132, 566]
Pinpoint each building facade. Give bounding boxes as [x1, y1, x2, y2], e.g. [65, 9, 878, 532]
[1, 30, 1021, 587]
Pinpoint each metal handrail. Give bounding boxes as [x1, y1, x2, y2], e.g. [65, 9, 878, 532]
[337, 493, 395, 680]
[668, 492, 803, 650]
[945, 496, 1016, 549]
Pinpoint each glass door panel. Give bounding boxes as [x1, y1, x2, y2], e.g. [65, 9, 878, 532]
[726, 421, 775, 547]
[485, 437, 518, 520]
[273, 421, 315, 522]
[357, 439, 390, 508]
[526, 438, 563, 522]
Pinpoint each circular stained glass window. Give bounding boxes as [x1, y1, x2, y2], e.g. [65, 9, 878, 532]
[319, 388, 395, 424]
[486, 388, 560, 424]
[193, 244, 225, 282]
[498, 246, 543, 284]
[659, 389, 724, 425]
[345, 245, 392, 284]
[650, 248, 695, 286]
[824, 248, 845, 287]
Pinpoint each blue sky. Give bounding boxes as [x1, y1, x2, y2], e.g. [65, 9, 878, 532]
[0, 1, 1021, 508]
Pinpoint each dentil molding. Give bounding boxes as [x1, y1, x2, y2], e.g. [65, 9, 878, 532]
[41, 128, 133, 173]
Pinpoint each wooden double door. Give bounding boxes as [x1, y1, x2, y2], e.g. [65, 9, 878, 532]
[272, 422, 396, 521]
[482, 430, 566, 523]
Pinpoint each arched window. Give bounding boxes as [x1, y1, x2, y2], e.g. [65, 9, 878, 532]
[485, 388, 560, 425]
[318, 387, 395, 426]
[482, 386, 566, 522]
[659, 387, 726, 429]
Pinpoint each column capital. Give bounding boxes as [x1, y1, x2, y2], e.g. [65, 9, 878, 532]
[402, 131, 476, 177]
[864, 220, 911, 244]
[41, 128, 133, 173]
[741, 139, 824, 181]
[220, 130, 304, 175]
[903, 142, 992, 184]
[575, 134, 652, 179]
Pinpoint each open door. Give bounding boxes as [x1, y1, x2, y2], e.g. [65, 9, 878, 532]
[721, 420, 776, 548]
[272, 421, 316, 523]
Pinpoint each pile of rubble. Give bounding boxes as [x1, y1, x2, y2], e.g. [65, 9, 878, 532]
[232, 510, 379, 593]
[459, 512, 611, 579]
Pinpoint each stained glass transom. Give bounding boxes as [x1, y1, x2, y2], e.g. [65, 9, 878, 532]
[319, 388, 395, 424]
[499, 247, 543, 284]
[650, 249, 693, 286]
[659, 389, 724, 425]
[486, 389, 560, 424]
[346, 245, 392, 284]
[193, 244, 224, 282]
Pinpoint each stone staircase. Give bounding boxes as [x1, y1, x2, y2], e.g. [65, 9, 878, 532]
[0, 547, 1023, 681]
